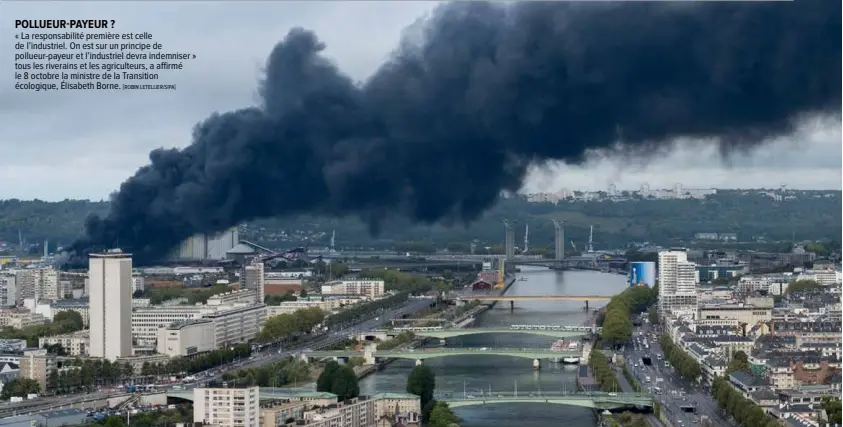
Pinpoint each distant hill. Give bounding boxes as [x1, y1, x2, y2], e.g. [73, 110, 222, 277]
[0, 189, 839, 254]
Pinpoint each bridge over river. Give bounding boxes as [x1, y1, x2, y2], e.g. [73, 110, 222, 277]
[301, 347, 582, 367]
[165, 388, 652, 410]
[384, 324, 601, 339]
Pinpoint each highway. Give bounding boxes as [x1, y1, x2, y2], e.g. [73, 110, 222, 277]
[622, 320, 733, 427]
[184, 298, 436, 385]
[0, 297, 436, 415]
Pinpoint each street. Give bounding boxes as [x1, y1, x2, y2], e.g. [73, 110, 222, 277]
[0, 297, 436, 415]
[621, 320, 733, 427]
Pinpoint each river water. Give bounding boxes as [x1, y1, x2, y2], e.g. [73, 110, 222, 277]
[358, 266, 629, 427]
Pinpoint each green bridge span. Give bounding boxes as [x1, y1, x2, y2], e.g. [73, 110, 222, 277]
[404, 327, 592, 339]
[165, 389, 652, 410]
[303, 347, 580, 361]
[438, 392, 653, 409]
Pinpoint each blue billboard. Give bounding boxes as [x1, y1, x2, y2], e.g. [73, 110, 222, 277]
[629, 262, 656, 287]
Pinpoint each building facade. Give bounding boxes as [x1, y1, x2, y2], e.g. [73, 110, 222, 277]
[193, 386, 260, 427]
[88, 250, 133, 361]
[658, 250, 697, 315]
[157, 319, 215, 357]
[321, 280, 385, 298]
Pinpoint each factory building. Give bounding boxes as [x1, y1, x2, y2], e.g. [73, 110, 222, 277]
[171, 227, 239, 261]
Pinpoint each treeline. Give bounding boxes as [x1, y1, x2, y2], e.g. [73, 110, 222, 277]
[0, 378, 40, 399]
[258, 307, 325, 342]
[712, 376, 780, 427]
[138, 283, 233, 305]
[599, 286, 657, 345]
[658, 334, 701, 381]
[588, 350, 621, 392]
[0, 310, 84, 347]
[140, 344, 251, 378]
[219, 356, 310, 388]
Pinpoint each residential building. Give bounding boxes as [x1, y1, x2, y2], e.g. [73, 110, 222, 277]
[321, 279, 385, 298]
[88, 250, 133, 361]
[157, 319, 215, 357]
[132, 273, 145, 293]
[39, 330, 89, 356]
[658, 250, 697, 315]
[0, 274, 16, 306]
[208, 289, 258, 306]
[19, 348, 56, 393]
[0, 307, 47, 329]
[202, 303, 267, 348]
[194, 386, 260, 427]
[698, 303, 773, 327]
[242, 262, 265, 300]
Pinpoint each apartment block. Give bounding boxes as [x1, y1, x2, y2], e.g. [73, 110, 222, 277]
[658, 250, 697, 315]
[39, 330, 89, 356]
[19, 348, 57, 393]
[321, 280, 385, 298]
[194, 386, 260, 427]
[0, 274, 17, 306]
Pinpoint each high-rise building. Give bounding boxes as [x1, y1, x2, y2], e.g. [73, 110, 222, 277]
[242, 261, 265, 301]
[657, 249, 698, 316]
[0, 274, 17, 306]
[88, 250, 133, 361]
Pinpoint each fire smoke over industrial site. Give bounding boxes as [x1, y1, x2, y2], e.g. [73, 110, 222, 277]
[68, 0, 841, 264]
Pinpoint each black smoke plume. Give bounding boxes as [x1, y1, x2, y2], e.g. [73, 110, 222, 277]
[69, 0, 840, 264]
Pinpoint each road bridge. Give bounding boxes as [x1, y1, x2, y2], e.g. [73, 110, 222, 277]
[166, 388, 651, 411]
[385, 325, 600, 339]
[452, 294, 611, 309]
[437, 392, 653, 410]
[301, 348, 581, 368]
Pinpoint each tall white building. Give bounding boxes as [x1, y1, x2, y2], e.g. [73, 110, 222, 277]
[194, 386, 260, 427]
[658, 249, 698, 316]
[242, 262, 265, 301]
[88, 250, 133, 361]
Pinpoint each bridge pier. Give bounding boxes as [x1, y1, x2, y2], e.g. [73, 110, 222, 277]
[510, 301, 514, 310]
[533, 359, 541, 370]
[584, 300, 589, 311]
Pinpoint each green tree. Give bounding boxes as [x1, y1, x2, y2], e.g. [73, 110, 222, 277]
[726, 351, 751, 375]
[428, 401, 460, 427]
[787, 280, 823, 294]
[53, 310, 85, 332]
[0, 378, 40, 400]
[406, 364, 436, 414]
[330, 365, 360, 401]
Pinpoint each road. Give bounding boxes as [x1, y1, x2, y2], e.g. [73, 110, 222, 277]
[622, 320, 732, 427]
[183, 298, 436, 386]
[0, 297, 436, 414]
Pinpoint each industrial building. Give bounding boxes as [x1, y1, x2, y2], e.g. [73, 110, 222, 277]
[171, 227, 239, 261]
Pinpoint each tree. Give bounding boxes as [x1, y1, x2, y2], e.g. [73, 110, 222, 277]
[428, 401, 460, 427]
[53, 310, 85, 332]
[0, 378, 40, 400]
[647, 306, 659, 325]
[330, 365, 360, 401]
[726, 351, 751, 376]
[406, 365, 436, 413]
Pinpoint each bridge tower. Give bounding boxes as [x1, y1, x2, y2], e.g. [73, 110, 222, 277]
[503, 220, 515, 264]
[552, 220, 565, 268]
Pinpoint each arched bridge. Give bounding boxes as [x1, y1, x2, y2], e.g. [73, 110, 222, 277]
[438, 392, 653, 410]
[387, 325, 600, 339]
[302, 347, 580, 362]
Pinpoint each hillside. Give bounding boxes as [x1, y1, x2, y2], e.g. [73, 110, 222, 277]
[0, 190, 839, 254]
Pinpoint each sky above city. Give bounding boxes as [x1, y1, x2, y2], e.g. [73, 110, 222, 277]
[1, 1, 840, 202]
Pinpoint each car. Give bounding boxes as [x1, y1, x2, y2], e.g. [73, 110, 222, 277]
[608, 392, 618, 396]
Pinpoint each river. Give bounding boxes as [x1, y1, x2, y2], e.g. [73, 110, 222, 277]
[358, 266, 629, 426]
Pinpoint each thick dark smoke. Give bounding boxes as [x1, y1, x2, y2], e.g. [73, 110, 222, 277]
[69, 0, 840, 264]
